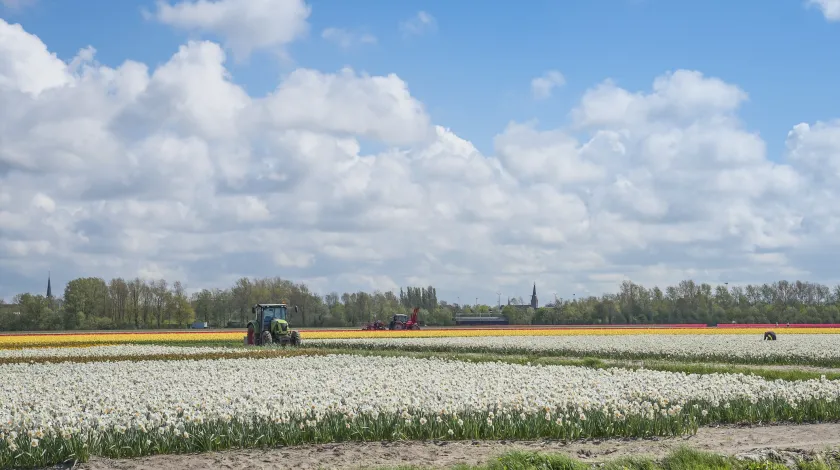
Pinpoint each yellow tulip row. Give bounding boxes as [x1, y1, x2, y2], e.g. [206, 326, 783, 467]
[0, 332, 242, 349]
[0, 326, 837, 349]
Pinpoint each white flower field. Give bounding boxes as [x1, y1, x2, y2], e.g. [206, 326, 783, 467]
[307, 334, 840, 365]
[3, 334, 840, 467]
[0, 344, 235, 360]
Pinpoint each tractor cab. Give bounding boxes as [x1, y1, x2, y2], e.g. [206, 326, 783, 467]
[388, 309, 420, 330]
[388, 314, 408, 330]
[257, 304, 288, 330]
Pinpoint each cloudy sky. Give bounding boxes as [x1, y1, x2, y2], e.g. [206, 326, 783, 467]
[1, 0, 840, 304]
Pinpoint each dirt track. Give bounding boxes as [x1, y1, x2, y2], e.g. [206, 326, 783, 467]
[76, 423, 840, 469]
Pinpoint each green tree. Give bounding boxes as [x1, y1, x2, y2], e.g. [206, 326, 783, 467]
[63, 277, 108, 329]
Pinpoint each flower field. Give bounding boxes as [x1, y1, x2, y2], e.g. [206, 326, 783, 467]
[0, 344, 323, 365]
[2, 326, 839, 349]
[4, 353, 840, 468]
[0, 344, 233, 359]
[4, 327, 840, 467]
[306, 333, 840, 366]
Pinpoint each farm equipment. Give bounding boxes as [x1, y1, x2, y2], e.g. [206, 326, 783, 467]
[361, 319, 388, 331]
[389, 308, 420, 330]
[245, 303, 301, 346]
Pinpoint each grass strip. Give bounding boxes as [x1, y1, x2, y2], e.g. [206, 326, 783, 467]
[381, 447, 840, 470]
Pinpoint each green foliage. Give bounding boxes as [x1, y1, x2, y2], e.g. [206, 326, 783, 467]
[741, 462, 790, 470]
[796, 456, 840, 470]
[1, 293, 57, 331]
[63, 277, 109, 326]
[601, 456, 661, 470]
[488, 451, 587, 470]
[400, 286, 438, 312]
[661, 447, 735, 469]
[8, 276, 840, 331]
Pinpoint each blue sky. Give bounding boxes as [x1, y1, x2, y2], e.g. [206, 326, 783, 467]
[5, 0, 838, 159]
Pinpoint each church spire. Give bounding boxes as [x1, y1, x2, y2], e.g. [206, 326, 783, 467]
[530, 282, 538, 309]
[46, 271, 52, 299]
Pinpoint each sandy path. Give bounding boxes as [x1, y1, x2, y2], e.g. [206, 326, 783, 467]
[75, 423, 840, 469]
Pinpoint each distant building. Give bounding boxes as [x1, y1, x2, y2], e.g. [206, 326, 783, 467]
[507, 283, 539, 311]
[530, 283, 538, 309]
[454, 315, 509, 326]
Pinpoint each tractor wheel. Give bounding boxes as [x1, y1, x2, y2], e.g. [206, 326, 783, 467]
[261, 330, 273, 346]
[291, 331, 301, 346]
[410, 324, 420, 330]
[394, 323, 405, 330]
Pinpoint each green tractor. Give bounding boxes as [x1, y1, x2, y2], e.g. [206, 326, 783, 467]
[245, 303, 301, 347]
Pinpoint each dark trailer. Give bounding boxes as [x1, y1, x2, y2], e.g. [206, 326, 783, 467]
[454, 315, 509, 326]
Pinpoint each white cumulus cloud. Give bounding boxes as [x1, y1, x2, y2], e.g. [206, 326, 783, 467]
[399, 11, 436, 36]
[531, 70, 565, 100]
[0, 0, 36, 10]
[153, 0, 311, 60]
[2, 12, 840, 302]
[808, 0, 840, 20]
[321, 27, 377, 49]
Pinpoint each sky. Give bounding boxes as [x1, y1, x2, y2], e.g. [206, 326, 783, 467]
[1, 0, 840, 305]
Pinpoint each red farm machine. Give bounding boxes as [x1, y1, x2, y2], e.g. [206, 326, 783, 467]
[361, 308, 421, 331]
[361, 319, 387, 331]
[390, 307, 421, 330]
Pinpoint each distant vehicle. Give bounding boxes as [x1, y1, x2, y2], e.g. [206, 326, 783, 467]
[190, 321, 209, 329]
[389, 308, 421, 330]
[361, 319, 387, 331]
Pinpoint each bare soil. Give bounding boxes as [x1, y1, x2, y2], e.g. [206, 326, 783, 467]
[73, 423, 840, 470]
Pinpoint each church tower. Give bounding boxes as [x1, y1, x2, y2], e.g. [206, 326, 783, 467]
[530, 283, 538, 309]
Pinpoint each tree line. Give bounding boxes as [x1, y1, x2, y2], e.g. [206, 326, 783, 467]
[0, 276, 445, 331]
[521, 279, 840, 326]
[1, 277, 840, 331]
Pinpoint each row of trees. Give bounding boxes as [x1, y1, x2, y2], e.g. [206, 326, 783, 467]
[527, 280, 840, 326]
[0, 277, 447, 331]
[2, 277, 840, 331]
